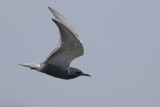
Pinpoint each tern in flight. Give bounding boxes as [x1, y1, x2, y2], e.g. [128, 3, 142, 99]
[19, 7, 90, 79]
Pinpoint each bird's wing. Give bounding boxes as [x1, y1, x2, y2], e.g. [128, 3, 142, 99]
[48, 7, 77, 36]
[44, 7, 84, 69]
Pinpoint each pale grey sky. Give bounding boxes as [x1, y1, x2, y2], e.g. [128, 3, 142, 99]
[0, 0, 160, 107]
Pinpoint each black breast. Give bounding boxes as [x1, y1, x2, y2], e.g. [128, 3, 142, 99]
[40, 64, 69, 79]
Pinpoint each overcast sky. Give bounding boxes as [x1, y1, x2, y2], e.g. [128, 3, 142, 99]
[0, 0, 160, 107]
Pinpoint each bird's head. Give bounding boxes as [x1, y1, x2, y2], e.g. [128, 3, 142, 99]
[69, 67, 91, 79]
[19, 63, 41, 71]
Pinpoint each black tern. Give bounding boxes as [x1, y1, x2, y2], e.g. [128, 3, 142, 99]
[19, 7, 90, 79]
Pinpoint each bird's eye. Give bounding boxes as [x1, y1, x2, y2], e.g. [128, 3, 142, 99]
[76, 72, 81, 75]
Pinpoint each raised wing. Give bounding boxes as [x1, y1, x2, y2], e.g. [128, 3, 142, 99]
[44, 7, 84, 69]
[48, 7, 77, 36]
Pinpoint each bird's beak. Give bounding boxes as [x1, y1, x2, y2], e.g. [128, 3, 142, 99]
[82, 73, 91, 77]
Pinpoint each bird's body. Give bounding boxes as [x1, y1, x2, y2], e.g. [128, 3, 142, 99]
[40, 63, 81, 79]
[19, 7, 90, 79]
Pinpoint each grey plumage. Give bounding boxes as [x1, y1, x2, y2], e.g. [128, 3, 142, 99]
[19, 7, 90, 79]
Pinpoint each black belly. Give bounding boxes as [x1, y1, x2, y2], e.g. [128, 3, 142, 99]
[40, 64, 69, 79]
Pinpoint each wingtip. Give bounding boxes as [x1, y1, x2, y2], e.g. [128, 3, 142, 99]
[51, 18, 55, 22]
[48, 7, 52, 10]
[51, 18, 61, 25]
[48, 7, 55, 12]
[51, 18, 59, 23]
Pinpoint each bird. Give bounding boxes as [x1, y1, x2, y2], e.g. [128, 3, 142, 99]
[19, 7, 90, 80]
